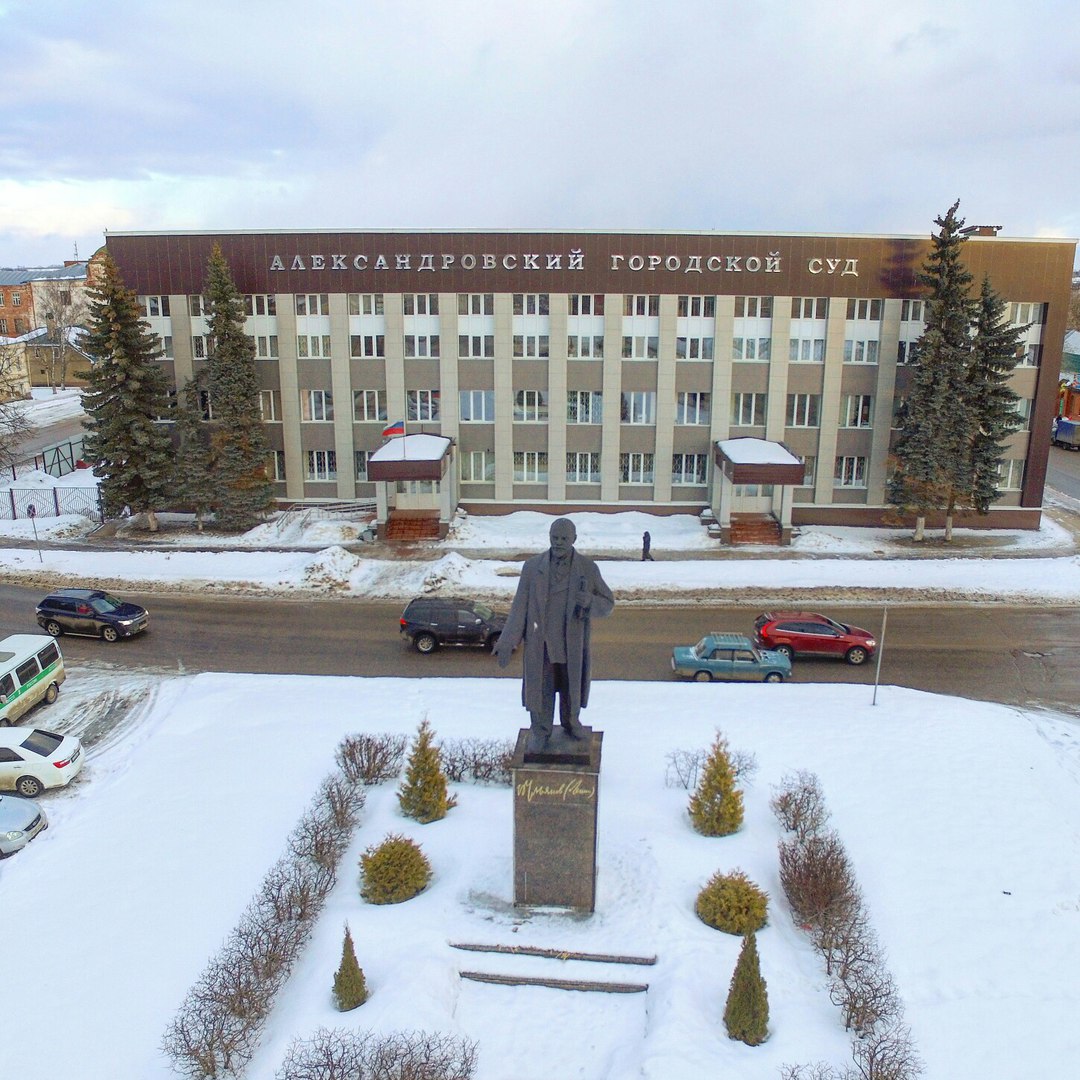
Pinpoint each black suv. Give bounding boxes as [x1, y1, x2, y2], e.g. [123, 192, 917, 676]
[399, 597, 507, 654]
[36, 588, 149, 643]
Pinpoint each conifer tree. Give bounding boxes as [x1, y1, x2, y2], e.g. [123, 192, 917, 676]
[888, 201, 977, 541]
[965, 276, 1024, 517]
[81, 251, 174, 531]
[203, 244, 274, 531]
[688, 732, 744, 836]
[332, 924, 368, 1011]
[723, 932, 769, 1045]
[398, 719, 457, 823]
[172, 378, 215, 531]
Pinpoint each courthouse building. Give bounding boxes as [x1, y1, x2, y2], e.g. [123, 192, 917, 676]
[105, 229, 1075, 540]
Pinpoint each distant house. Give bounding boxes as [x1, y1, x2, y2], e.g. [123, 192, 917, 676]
[1063, 329, 1080, 377]
[0, 329, 33, 402]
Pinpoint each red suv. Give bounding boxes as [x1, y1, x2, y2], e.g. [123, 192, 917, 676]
[753, 612, 876, 666]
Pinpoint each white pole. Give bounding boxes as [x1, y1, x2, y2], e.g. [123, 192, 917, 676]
[872, 605, 887, 705]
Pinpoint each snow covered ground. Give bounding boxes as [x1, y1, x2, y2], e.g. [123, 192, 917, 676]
[2, 674, 1078, 1080]
[2, 400, 1079, 1078]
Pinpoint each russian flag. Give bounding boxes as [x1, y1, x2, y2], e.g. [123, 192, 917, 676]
[382, 419, 405, 437]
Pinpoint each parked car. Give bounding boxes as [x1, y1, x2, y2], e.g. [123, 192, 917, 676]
[36, 588, 149, 643]
[0, 726, 84, 798]
[399, 597, 508, 654]
[671, 633, 792, 682]
[753, 611, 877, 665]
[0, 794, 48, 857]
[1, 635, 65, 727]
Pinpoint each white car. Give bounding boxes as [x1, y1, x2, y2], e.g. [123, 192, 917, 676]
[0, 727, 84, 798]
[0, 794, 48, 856]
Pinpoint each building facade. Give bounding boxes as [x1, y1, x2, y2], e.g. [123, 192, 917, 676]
[105, 229, 1076, 530]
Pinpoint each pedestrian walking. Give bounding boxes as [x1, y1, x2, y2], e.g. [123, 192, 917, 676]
[641, 530, 654, 561]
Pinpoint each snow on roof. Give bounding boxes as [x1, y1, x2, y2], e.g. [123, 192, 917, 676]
[369, 433, 451, 462]
[716, 437, 801, 465]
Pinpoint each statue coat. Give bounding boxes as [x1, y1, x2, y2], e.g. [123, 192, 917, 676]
[498, 549, 615, 716]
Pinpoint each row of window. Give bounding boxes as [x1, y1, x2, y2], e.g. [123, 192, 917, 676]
[0, 317, 31, 335]
[280, 448, 1028, 492]
[0, 290, 23, 307]
[142, 292, 1048, 330]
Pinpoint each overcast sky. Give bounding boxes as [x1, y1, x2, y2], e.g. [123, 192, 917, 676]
[1, 0, 1078, 267]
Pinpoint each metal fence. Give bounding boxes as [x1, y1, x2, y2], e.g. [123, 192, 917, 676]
[6, 437, 86, 482]
[1, 485, 102, 522]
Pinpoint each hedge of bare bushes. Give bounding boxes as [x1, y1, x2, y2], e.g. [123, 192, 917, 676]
[276, 1027, 478, 1080]
[161, 753, 368, 1078]
[437, 736, 515, 785]
[772, 771, 923, 1080]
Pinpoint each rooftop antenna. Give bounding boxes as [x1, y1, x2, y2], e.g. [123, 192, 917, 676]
[73, 241, 79, 260]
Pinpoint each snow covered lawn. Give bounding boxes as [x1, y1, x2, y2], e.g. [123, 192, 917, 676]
[2, 674, 1078, 1079]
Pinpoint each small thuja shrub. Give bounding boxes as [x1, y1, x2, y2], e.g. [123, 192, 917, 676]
[688, 732, 744, 836]
[723, 932, 769, 1046]
[398, 719, 457, 823]
[696, 869, 769, 935]
[360, 833, 432, 905]
[332, 924, 368, 1011]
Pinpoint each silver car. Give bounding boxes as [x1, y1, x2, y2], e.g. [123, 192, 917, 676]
[0, 794, 48, 857]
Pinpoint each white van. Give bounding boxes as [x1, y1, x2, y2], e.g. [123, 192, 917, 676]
[0, 635, 66, 727]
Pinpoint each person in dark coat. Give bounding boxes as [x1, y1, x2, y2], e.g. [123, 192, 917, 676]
[494, 518, 615, 747]
[641, 530, 654, 561]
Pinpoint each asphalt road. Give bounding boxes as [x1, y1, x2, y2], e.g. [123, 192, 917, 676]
[2, 585, 1077, 715]
[1046, 443, 1080, 502]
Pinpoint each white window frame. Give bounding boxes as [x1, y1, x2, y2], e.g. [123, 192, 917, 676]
[840, 394, 874, 428]
[258, 390, 280, 422]
[404, 334, 440, 358]
[731, 392, 767, 426]
[460, 389, 495, 422]
[351, 333, 385, 358]
[620, 391, 656, 425]
[834, 455, 867, 488]
[566, 451, 601, 484]
[460, 293, 495, 316]
[354, 450, 369, 482]
[306, 449, 337, 481]
[567, 334, 605, 359]
[786, 393, 819, 427]
[353, 390, 387, 422]
[672, 453, 707, 485]
[462, 450, 495, 484]
[998, 458, 1025, 490]
[513, 389, 549, 423]
[403, 294, 439, 315]
[619, 452, 655, 484]
[513, 450, 547, 483]
[407, 390, 440, 422]
[458, 334, 494, 358]
[568, 390, 603, 424]
[300, 390, 334, 422]
[676, 392, 710, 425]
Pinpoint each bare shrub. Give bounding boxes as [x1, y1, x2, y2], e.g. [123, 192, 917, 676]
[438, 737, 515, 785]
[779, 1064, 850, 1080]
[771, 769, 830, 841]
[336, 732, 407, 785]
[319, 774, 367, 830]
[276, 1027, 479, 1080]
[666, 746, 758, 790]
[778, 831, 859, 930]
[849, 1014, 923, 1080]
[831, 962, 900, 1036]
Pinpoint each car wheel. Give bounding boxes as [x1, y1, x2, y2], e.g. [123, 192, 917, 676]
[774, 644, 794, 661]
[414, 632, 438, 654]
[845, 646, 869, 665]
[101, 625, 120, 643]
[693, 670, 712, 682]
[45, 682, 59, 705]
[15, 775, 44, 798]
[45, 620, 63, 638]
[765, 672, 784, 683]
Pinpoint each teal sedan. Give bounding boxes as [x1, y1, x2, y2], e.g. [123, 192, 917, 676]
[671, 633, 792, 683]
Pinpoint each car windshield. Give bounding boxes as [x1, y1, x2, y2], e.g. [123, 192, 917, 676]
[20, 729, 63, 757]
[693, 638, 711, 658]
[89, 594, 123, 614]
[472, 603, 494, 620]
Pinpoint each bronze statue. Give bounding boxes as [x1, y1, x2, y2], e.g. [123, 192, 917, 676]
[494, 518, 615, 749]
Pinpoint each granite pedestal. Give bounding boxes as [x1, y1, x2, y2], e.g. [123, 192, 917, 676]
[511, 727, 602, 911]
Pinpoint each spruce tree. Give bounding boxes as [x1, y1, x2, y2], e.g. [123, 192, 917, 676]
[688, 732, 744, 836]
[332, 924, 368, 1011]
[203, 244, 274, 531]
[723, 932, 769, 1045]
[171, 378, 215, 531]
[398, 719, 456, 823]
[81, 251, 174, 531]
[888, 201, 977, 540]
[966, 276, 1024, 516]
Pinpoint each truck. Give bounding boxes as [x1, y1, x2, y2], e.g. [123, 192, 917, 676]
[1051, 416, 1080, 451]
